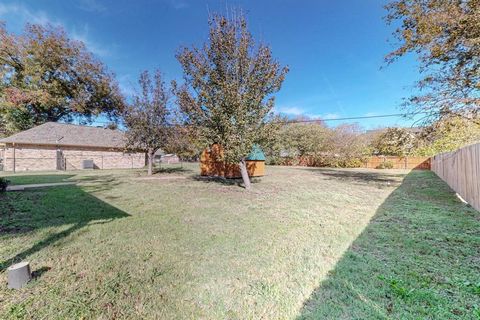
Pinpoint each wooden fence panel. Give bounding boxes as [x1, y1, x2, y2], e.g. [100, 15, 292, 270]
[365, 156, 431, 170]
[431, 143, 480, 211]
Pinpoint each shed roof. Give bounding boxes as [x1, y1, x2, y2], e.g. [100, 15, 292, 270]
[0, 122, 128, 149]
[246, 144, 266, 161]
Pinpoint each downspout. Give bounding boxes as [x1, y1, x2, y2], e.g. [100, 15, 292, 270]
[13, 143, 16, 174]
[56, 137, 64, 171]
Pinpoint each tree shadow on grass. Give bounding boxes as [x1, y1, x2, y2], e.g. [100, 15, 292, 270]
[190, 175, 262, 188]
[75, 174, 123, 193]
[0, 185, 129, 272]
[154, 167, 193, 174]
[300, 168, 406, 188]
[297, 171, 480, 319]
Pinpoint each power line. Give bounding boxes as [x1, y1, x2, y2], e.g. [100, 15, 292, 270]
[282, 111, 430, 123]
[73, 111, 432, 126]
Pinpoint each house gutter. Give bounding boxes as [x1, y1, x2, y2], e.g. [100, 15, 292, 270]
[0, 141, 143, 152]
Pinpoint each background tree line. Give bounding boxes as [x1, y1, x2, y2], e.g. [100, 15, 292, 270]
[264, 120, 368, 167]
[263, 114, 480, 167]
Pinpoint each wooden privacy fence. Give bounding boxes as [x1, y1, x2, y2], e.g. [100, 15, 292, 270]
[431, 142, 480, 211]
[364, 156, 431, 170]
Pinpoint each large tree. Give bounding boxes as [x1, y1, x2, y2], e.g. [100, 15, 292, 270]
[0, 22, 124, 133]
[280, 122, 330, 160]
[163, 125, 204, 161]
[173, 13, 288, 189]
[124, 70, 171, 176]
[370, 127, 417, 156]
[385, 0, 480, 121]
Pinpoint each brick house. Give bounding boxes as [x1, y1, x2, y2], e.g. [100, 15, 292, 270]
[0, 122, 146, 172]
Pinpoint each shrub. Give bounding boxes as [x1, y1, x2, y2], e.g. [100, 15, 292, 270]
[376, 161, 394, 169]
[0, 177, 10, 192]
[340, 158, 365, 168]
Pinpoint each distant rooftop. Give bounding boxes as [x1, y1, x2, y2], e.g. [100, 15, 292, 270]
[0, 122, 128, 149]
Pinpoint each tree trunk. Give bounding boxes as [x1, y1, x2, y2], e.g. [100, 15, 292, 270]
[239, 158, 251, 190]
[147, 148, 154, 176]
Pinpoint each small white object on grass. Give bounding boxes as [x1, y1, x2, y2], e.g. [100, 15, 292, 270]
[7, 261, 32, 289]
[456, 193, 469, 205]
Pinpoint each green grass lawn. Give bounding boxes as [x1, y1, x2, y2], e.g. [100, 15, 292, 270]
[0, 165, 478, 319]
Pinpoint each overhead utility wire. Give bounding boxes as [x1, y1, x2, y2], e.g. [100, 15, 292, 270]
[282, 111, 431, 124]
[79, 111, 432, 125]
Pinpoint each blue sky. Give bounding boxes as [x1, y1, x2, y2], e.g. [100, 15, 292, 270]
[0, 0, 422, 129]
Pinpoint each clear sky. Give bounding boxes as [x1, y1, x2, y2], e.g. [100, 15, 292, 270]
[0, 0, 422, 129]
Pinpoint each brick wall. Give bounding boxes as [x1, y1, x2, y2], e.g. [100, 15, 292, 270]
[2, 144, 145, 172]
[4, 145, 57, 171]
[60, 146, 145, 170]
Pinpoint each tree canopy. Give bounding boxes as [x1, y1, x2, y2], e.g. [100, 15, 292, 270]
[371, 127, 417, 156]
[173, 13, 288, 188]
[123, 70, 171, 176]
[0, 22, 124, 134]
[414, 116, 480, 156]
[385, 0, 480, 121]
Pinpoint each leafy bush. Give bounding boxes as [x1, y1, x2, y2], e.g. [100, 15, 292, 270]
[0, 177, 10, 192]
[376, 161, 394, 169]
[338, 158, 365, 168]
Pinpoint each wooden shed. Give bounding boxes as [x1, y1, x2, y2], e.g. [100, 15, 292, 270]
[200, 144, 266, 178]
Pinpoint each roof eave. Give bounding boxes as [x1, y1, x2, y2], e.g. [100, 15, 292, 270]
[0, 140, 128, 150]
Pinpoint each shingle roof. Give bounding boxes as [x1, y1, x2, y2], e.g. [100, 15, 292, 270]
[0, 122, 129, 149]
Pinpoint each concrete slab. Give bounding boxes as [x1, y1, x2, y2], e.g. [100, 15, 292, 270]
[6, 182, 77, 191]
